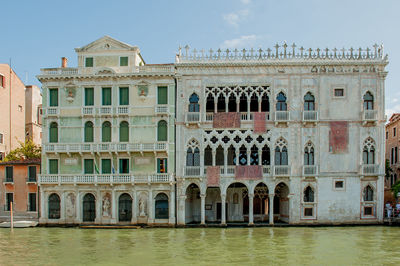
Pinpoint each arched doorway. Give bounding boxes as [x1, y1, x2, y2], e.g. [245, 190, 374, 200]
[48, 193, 60, 219]
[119, 193, 132, 222]
[155, 193, 169, 219]
[185, 184, 201, 223]
[83, 193, 96, 222]
[274, 182, 289, 223]
[254, 183, 269, 222]
[205, 187, 221, 223]
[227, 182, 248, 222]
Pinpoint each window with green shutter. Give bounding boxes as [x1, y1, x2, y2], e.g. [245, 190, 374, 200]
[84, 159, 94, 174]
[157, 86, 168, 104]
[157, 158, 167, 173]
[102, 87, 112, 105]
[85, 88, 94, 106]
[49, 159, 58, 174]
[49, 89, 58, 107]
[119, 87, 129, 105]
[84, 121, 94, 142]
[49, 122, 58, 143]
[85, 57, 93, 67]
[157, 120, 167, 141]
[102, 121, 111, 142]
[5, 166, 13, 182]
[120, 56, 128, 66]
[119, 121, 129, 142]
[101, 159, 111, 174]
[119, 159, 129, 174]
[28, 166, 37, 182]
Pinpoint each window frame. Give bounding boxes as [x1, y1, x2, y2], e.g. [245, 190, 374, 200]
[157, 86, 168, 105]
[48, 159, 59, 174]
[119, 87, 129, 106]
[83, 158, 95, 174]
[118, 158, 130, 174]
[333, 179, 345, 191]
[84, 87, 94, 106]
[119, 56, 129, 67]
[333, 88, 345, 98]
[48, 88, 59, 107]
[5, 192, 14, 211]
[27, 192, 37, 212]
[157, 158, 168, 174]
[85, 57, 94, 67]
[5, 166, 13, 182]
[28, 165, 37, 182]
[0, 74, 5, 88]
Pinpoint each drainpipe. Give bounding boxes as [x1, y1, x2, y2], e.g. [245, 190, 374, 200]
[174, 70, 178, 226]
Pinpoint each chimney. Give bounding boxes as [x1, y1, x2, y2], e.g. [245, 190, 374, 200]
[61, 57, 68, 68]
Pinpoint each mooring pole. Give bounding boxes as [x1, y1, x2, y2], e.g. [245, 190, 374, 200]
[10, 202, 13, 232]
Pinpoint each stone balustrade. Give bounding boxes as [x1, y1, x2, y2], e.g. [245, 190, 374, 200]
[303, 111, 318, 121]
[362, 164, 380, 175]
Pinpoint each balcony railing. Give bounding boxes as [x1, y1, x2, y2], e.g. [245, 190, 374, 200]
[275, 111, 290, 122]
[45, 108, 59, 116]
[186, 112, 201, 124]
[186, 165, 272, 177]
[117, 106, 129, 115]
[204, 112, 271, 122]
[43, 142, 168, 154]
[39, 173, 172, 185]
[82, 107, 95, 116]
[98, 106, 113, 115]
[40, 68, 79, 75]
[26, 177, 37, 183]
[185, 166, 201, 176]
[362, 164, 379, 175]
[274, 165, 290, 176]
[303, 165, 317, 176]
[3, 178, 14, 183]
[303, 111, 318, 121]
[363, 110, 377, 122]
[155, 105, 169, 114]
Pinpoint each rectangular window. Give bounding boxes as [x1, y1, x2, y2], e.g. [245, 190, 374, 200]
[85, 88, 94, 106]
[49, 159, 58, 174]
[157, 86, 168, 104]
[49, 88, 58, 107]
[120, 56, 128, 66]
[334, 88, 344, 97]
[392, 148, 394, 164]
[119, 87, 129, 105]
[85, 57, 93, 67]
[304, 207, 313, 217]
[386, 131, 389, 139]
[0, 133, 3, 144]
[28, 193, 37, 212]
[0, 152, 4, 161]
[364, 206, 373, 216]
[84, 159, 94, 174]
[394, 128, 397, 137]
[396, 147, 398, 164]
[28, 166, 37, 182]
[5, 193, 13, 211]
[101, 159, 111, 174]
[0, 74, 4, 87]
[102, 87, 112, 105]
[5, 166, 13, 182]
[335, 181, 344, 189]
[119, 159, 129, 174]
[157, 158, 168, 173]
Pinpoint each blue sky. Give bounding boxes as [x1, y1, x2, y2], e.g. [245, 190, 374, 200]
[1, 0, 399, 116]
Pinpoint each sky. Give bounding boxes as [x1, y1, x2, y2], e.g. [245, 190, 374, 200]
[1, 0, 399, 117]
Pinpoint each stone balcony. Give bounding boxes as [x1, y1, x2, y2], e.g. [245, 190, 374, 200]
[303, 165, 318, 177]
[274, 111, 290, 124]
[361, 164, 380, 176]
[302, 111, 318, 122]
[362, 110, 377, 125]
[155, 105, 169, 115]
[204, 112, 271, 122]
[183, 165, 292, 178]
[38, 173, 173, 185]
[43, 142, 168, 154]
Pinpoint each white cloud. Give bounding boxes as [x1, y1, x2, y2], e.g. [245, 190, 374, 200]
[220, 35, 259, 49]
[222, 9, 249, 27]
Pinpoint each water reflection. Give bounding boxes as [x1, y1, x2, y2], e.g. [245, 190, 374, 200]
[0, 227, 399, 265]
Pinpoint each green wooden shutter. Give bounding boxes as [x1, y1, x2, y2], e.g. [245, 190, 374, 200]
[49, 159, 58, 174]
[157, 86, 168, 104]
[49, 123, 58, 143]
[120, 57, 128, 66]
[85, 88, 94, 106]
[164, 159, 167, 173]
[157, 121, 167, 141]
[157, 158, 161, 173]
[102, 122, 111, 142]
[85, 57, 93, 67]
[102, 159, 111, 174]
[49, 89, 58, 107]
[119, 122, 129, 142]
[102, 87, 112, 105]
[84, 122, 94, 142]
[6, 166, 13, 180]
[28, 166, 36, 180]
[119, 87, 129, 105]
[84, 159, 94, 174]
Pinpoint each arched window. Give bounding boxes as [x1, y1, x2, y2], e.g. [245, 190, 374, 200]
[228, 94, 237, 112]
[186, 147, 200, 166]
[119, 121, 129, 142]
[363, 138, 375, 164]
[49, 122, 58, 143]
[84, 121, 94, 142]
[261, 94, 270, 112]
[102, 121, 111, 142]
[204, 146, 212, 166]
[227, 145, 236, 165]
[304, 186, 314, 202]
[262, 145, 270, 165]
[363, 92, 374, 110]
[157, 120, 167, 141]
[239, 145, 247, 165]
[217, 94, 225, 112]
[48, 193, 60, 219]
[363, 185, 374, 201]
[304, 92, 315, 111]
[83, 193, 96, 222]
[250, 93, 258, 112]
[239, 94, 248, 112]
[304, 145, 314, 165]
[276, 92, 287, 111]
[206, 94, 214, 113]
[188, 93, 200, 112]
[250, 145, 259, 165]
[216, 145, 224, 166]
[155, 193, 169, 219]
[275, 146, 288, 165]
[118, 193, 132, 222]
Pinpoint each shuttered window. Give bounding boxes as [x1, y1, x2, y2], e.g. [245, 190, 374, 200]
[84, 159, 94, 174]
[101, 159, 111, 174]
[49, 122, 58, 143]
[28, 193, 37, 212]
[102, 87, 112, 105]
[119, 87, 129, 105]
[119, 159, 129, 174]
[157, 120, 167, 141]
[49, 89, 58, 107]
[5, 166, 13, 182]
[28, 166, 37, 181]
[119, 121, 129, 142]
[157, 158, 167, 173]
[120, 57, 128, 66]
[85, 57, 93, 67]
[84, 121, 94, 142]
[49, 159, 58, 174]
[157, 86, 168, 104]
[102, 122, 111, 142]
[85, 88, 94, 106]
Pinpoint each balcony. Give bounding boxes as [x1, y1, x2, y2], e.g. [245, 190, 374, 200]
[40, 68, 79, 75]
[45, 107, 59, 117]
[275, 111, 290, 124]
[362, 110, 377, 125]
[185, 112, 201, 125]
[82, 107, 95, 116]
[185, 166, 201, 176]
[3, 178, 13, 184]
[274, 165, 290, 177]
[155, 105, 169, 115]
[26, 177, 37, 183]
[38, 173, 172, 185]
[362, 164, 379, 176]
[186, 165, 272, 177]
[303, 111, 318, 122]
[303, 165, 317, 176]
[117, 106, 129, 115]
[43, 142, 168, 154]
[98, 106, 113, 116]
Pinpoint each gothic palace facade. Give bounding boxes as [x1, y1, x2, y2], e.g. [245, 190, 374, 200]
[38, 36, 388, 225]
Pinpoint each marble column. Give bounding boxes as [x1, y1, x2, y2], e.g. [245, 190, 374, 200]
[169, 188, 176, 225]
[96, 190, 101, 223]
[111, 190, 116, 224]
[200, 194, 206, 225]
[249, 193, 254, 225]
[148, 189, 154, 224]
[269, 194, 274, 225]
[221, 194, 226, 225]
[177, 195, 187, 225]
[60, 192, 65, 222]
[75, 190, 81, 223]
[39, 189, 46, 222]
[132, 189, 137, 224]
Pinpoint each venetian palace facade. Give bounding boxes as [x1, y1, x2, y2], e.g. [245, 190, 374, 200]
[38, 36, 388, 226]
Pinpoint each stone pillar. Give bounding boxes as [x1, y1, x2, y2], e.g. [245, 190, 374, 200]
[258, 100, 262, 112]
[148, 189, 154, 224]
[60, 192, 65, 222]
[111, 190, 116, 224]
[200, 151, 205, 177]
[249, 193, 254, 225]
[221, 194, 226, 225]
[169, 188, 176, 225]
[269, 194, 274, 225]
[235, 150, 240, 166]
[200, 194, 206, 225]
[247, 147, 251, 165]
[212, 150, 216, 166]
[236, 100, 240, 113]
[247, 100, 251, 116]
[225, 97, 229, 112]
[214, 99, 217, 113]
[39, 189, 46, 222]
[177, 195, 187, 225]
[132, 190, 137, 224]
[224, 148, 228, 174]
[96, 190, 101, 224]
[75, 190, 81, 223]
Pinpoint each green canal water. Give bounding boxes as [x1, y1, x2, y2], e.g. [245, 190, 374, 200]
[0, 226, 399, 265]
